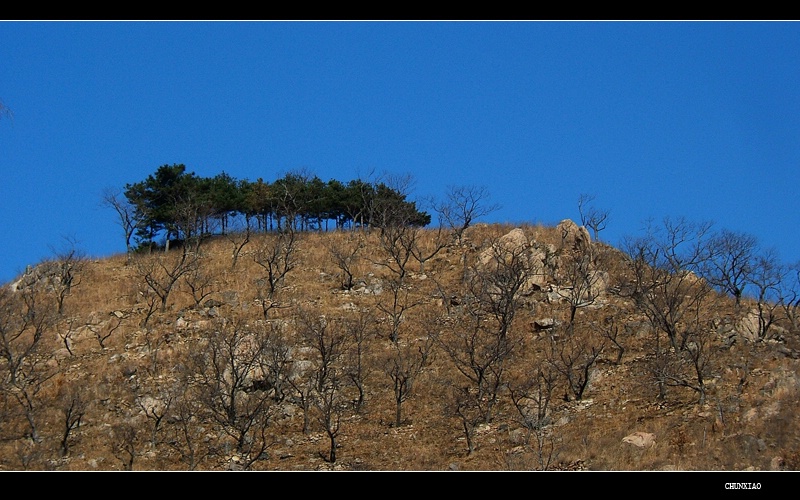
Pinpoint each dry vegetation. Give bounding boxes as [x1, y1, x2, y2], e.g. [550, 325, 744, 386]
[1, 221, 799, 471]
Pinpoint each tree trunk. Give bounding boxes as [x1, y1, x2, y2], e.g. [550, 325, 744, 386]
[395, 399, 403, 427]
[329, 435, 337, 463]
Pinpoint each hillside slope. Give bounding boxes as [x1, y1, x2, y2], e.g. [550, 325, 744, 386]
[1, 222, 799, 471]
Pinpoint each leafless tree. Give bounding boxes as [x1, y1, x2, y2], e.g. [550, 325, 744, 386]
[341, 310, 376, 412]
[545, 323, 605, 401]
[56, 380, 89, 458]
[623, 217, 719, 403]
[508, 367, 557, 442]
[777, 261, 800, 332]
[552, 245, 604, 327]
[383, 334, 435, 427]
[370, 221, 427, 344]
[0, 287, 59, 444]
[93, 311, 125, 349]
[374, 220, 416, 283]
[643, 314, 717, 406]
[469, 236, 535, 340]
[410, 223, 451, 275]
[623, 217, 715, 352]
[133, 247, 198, 320]
[111, 421, 140, 471]
[577, 193, 610, 242]
[183, 257, 217, 308]
[253, 228, 300, 319]
[435, 184, 501, 244]
[445, 383, 482, 456]
[295, 309, 350, 394]
[748, 247, 785, 340]
[255, 321, 293, 404]
[439, 306, 518, 424]
[163, 388, 210, 470]
[101, 187, 139, 259]
[135, 385, 176, 448]
[314, 369, 345, 463]
[224, 215, 252, 270]
[508, 366, 559, 469]
[48, 237, 86, 315]
[325, 232, 365, 290]
[287, 367, 316, 435]
[294, 309, 358, 460]
[378, 278, 422, 344]
[674, 319, 716, 406]
[188, 318, 279, 465]
[597, 310, 627, 365]
[704, 229, 759, 308]
[58, 317, 80, 356]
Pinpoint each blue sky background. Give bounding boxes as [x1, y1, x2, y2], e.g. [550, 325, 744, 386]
[1, 21, 799, 285]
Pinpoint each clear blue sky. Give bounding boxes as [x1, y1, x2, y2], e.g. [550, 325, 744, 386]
[1, 21, 799, 284]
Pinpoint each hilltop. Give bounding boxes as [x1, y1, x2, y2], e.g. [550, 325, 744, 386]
[1, 220, 799, 472]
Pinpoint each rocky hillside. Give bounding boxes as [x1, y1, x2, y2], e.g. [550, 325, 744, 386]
[1, 221, 799, 472]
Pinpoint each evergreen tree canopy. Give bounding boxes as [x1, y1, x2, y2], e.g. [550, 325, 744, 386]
[122, 165, 431, 250]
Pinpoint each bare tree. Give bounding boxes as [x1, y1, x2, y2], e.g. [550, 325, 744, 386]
[134, 249, 197, 318]
[378, 279, 422, 345]
[314, 369, 345, 463]
[748, 247, 785, 340]
[224, 214, 252, 270]
[598, 310, 627, 365]
[623, 217, 719, 403]
[552, 245, 604, 327]
[383, 335, 435, 427]
[470, 235, 536, 340]
[325, 232, 365, 290]
[374, 219, 416, 283]
[295, 309, 350, 394]
[674, 319, 716, 406]
[435, 185, 501, 244]
[508, 367, 559, 469]
[623, 217, 715, 352]
[48, 237, 86, 315]
[286, 366, 316, 436]
[409, 223, 451, 275]
[373, 222, 427, 344]
[777, 260, 800, 332]
[101, 187, 139, 259]
[294, 309, 360, 460]
[183, 256, 217, 308]
[545, 323, 605, 401]
[255, 321, 293, 404]
[577, 194, 610, 242]
[58, 317, 80, 356]
[439, 306, 518, 424]
[135, 385, 175, 449]
[253, 228, 300, 319]
[111, 421, 140, 471]
[188, 318, 279, 467]
[704, 229, 759, 308]
[341, 310, 376, 412]
[163, 385, 211, 470]
[56, 380, 89, 458]
[92, 311, 126, 349]
[0, 287, 59, 444]
[445, 383, 482, 456]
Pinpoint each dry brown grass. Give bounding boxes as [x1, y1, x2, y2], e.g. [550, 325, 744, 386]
[1, 223, 799, 471]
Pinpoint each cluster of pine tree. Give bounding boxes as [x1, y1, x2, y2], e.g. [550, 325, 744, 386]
[120, 164, 431, 250]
